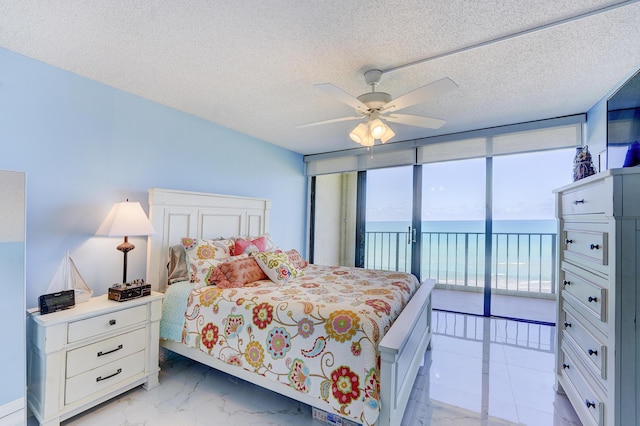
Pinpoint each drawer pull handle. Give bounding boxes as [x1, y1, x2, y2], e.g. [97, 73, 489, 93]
[588, 296, 598, 303]
[562, 363, 570, 369]
[109, 319, 117, 326]
[563, 280, 571, 286]
[96, 368, 122, 382]
[565, 239, 574, 244]
[590, 244, 600, 250]
[563, 321, 572, 328]
[573, 199, 585, 205]
[588, 349, 598, 356]
[97, 344, 123, 357]
[585, 400, 596, 409]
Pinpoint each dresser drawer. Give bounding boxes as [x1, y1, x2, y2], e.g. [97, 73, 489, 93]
[562, 228, 608, 267]
[561, 308, 606, 381]
[560, 349, 605, 426]
[67, 305, 147, 343]
[66, 327, 146, 378]
[561, 267, 607, 322]
[560, 179, 608, 216]
[65, 350, 146, 405]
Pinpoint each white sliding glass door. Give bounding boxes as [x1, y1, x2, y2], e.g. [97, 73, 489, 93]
[421, 159, 486, 316]
[490, 148, 574, 322]
[365, 166, 414, 272]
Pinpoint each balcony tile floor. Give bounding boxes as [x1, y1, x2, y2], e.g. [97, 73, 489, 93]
[33, 310, 582, 426]
[432, 288, 556, 324]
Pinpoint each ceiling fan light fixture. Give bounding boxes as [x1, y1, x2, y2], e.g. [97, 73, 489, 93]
[369, 118, 387, 139]
[361, 132, 375, 147]
[380, 125, 395, 143]
[349, 122, 368, 144]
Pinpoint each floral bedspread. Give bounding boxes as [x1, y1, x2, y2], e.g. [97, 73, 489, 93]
[180, 264, 420, 426]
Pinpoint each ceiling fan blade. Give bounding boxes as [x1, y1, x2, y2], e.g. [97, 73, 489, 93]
[385, 113, 447, 129]
[383, 77, 458, 113]
[315, 83, 369, 112]
[295, 115, 362, 129]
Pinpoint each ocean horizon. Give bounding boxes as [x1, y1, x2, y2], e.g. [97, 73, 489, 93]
[365, 219, 556, 293]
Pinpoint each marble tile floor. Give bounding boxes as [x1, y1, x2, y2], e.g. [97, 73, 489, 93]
[35, 312, 581, 426]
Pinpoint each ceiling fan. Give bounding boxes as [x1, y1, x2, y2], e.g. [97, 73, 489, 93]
[296, 69, 458, 146]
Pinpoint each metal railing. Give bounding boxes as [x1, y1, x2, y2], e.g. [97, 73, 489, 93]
[365, 230, 557, 297]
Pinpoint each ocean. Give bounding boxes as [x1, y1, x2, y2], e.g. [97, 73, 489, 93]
[365, 220, 557, 293]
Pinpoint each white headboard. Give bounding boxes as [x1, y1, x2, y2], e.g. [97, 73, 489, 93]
[145, 188, 271, 292]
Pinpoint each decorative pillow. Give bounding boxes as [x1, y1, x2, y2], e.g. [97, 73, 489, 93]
[220, 257, 268, 285]
[181, 237, 235, 288]
[246, 233, 278, 251]
[253, 251, 303, 285]
[285, 249, 308, 269]
[167, 244, 190, 285]
[233, 236, 267, 255]
[206, 267, 243, 289]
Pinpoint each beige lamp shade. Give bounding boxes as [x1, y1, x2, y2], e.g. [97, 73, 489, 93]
[96, 201, 155, 237]
[96, 200, 155, 283]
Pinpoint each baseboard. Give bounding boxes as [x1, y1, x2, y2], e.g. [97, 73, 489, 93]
[0, 397, 25, 426]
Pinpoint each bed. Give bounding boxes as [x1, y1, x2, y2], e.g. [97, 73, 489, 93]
[145, 188, 434, 426]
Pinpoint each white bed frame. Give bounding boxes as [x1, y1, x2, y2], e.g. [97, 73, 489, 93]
[145, 188, 434, 426]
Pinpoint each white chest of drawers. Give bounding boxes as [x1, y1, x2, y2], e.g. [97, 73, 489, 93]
[27, 292, 163, 426]
[554, 168, 640, 426]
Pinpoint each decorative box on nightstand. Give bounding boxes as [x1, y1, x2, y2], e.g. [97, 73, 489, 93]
[26, 292, 163, 426]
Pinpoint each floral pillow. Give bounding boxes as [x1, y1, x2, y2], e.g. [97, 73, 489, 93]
[253, 251, 303, 285]
[181, 237, 235, 288]
[285, 249, 308, 269]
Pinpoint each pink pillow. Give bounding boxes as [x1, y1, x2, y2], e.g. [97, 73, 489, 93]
[220, 257, 268, 285]
[206, 267, 243, 289]
[233, 236, 267, 255]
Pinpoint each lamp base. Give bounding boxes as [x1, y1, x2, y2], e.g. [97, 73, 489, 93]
[117, 239, 135, 253]
[116, 236, 134, 283]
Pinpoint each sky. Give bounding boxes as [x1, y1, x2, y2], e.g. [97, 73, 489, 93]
[366, 147, 576, 222]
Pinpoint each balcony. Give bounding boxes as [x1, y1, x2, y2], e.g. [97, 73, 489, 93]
[365, 230, 557, 299]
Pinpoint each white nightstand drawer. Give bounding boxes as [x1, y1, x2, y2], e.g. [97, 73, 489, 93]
[66, 327, 146, 378]
[67, 304, 147, 343]
[65, 350, 145, 405]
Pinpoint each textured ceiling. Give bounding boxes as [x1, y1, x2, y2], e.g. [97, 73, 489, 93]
[1, 1, 639, 155]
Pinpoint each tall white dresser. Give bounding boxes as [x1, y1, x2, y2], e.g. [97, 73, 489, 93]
[554, 168, 640, 426]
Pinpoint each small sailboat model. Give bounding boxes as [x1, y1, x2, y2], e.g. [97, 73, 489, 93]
[47, 251, 93, 303]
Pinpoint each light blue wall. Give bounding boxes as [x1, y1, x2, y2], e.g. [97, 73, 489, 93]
[0, 48, 307, 308]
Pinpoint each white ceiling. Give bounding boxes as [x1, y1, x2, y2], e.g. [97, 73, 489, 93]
[1, 1, 639, 155]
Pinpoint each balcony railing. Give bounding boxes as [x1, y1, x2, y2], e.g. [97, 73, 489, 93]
[365, 230, 557, 297]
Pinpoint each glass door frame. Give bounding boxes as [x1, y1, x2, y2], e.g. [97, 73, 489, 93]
[355, 162, 494, 316]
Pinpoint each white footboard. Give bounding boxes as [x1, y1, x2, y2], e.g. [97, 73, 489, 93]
[378, 279, 435, 426]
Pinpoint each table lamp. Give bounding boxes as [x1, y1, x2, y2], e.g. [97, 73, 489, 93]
[96, 199, 155, 283]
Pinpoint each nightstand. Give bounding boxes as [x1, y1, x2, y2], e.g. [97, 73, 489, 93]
[26, 292, 163, 426]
